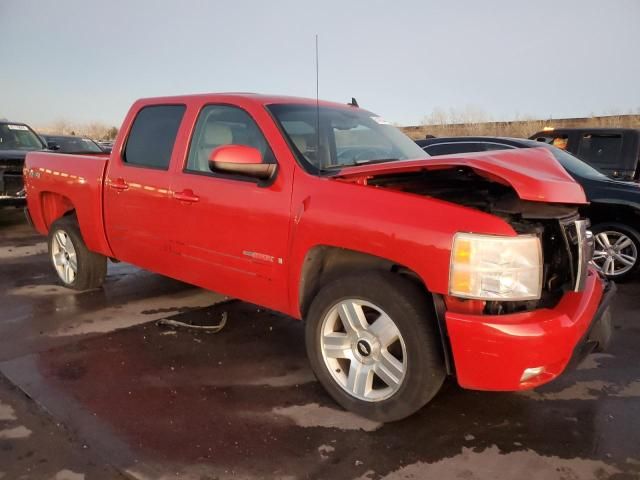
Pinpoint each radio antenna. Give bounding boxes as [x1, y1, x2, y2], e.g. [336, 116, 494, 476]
[315, 34, 321, 168]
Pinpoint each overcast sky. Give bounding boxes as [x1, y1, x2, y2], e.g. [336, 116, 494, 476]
[1, 0, 639, 127]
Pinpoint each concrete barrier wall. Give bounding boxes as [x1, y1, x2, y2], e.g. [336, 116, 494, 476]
[402, 114, 640, 140]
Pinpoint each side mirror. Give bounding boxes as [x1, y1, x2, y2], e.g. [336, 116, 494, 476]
[47, 142, 60, 151]
[209, 145, 276, 181]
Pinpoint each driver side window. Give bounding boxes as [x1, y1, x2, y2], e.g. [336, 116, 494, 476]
[186, 105, 274, 173]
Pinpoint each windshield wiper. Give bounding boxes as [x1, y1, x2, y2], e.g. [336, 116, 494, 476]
[354, 158, 399, 165]
[323, 158, 400, 170]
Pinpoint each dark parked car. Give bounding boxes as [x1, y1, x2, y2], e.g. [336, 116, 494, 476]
[418, 136, 640, 281]
[43, 135, 107, 155]
[0, 121, 47, 208]
[529, 128, 640, 182]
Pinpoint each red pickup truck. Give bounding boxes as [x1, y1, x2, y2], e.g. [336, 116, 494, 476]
[24, 93, 614, 421]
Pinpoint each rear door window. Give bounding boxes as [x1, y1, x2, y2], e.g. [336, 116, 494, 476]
[124, 105, 186, 169]
[577, 133, 623, 165]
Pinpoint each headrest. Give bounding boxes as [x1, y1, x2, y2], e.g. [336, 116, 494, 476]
[290, 135, 307, 153]
[204, 122, 232, 145]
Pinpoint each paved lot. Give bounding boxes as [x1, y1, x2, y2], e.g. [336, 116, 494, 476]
[0, 209, 639, 480]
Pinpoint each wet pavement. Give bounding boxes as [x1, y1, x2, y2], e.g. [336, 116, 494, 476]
[0, 209, 639, 479]
[0, 373, 120, 479]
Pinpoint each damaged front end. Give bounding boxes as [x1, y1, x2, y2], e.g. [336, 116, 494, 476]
[344, 162, 594, 315]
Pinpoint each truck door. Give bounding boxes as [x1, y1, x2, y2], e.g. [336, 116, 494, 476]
[168, 104, 292, 312]
[104, 104, 186, 274]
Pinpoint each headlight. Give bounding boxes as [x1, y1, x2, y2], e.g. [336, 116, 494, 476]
[449, 233, 542, 301]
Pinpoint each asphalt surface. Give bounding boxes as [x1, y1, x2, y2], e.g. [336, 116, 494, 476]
[0, 209, 639, 480]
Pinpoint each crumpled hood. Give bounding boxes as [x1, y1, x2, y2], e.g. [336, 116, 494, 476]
[332, 147, 587, 204]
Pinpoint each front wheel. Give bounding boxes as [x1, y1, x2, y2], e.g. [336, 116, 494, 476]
[305, 271, 445, 422]
[48, 216, 107, 290]
[591, 223, 640, 282]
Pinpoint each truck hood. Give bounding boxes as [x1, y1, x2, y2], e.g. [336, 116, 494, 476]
[0, 148, 47, 164]
[332, 147, 587, 204]
[579, 173, 640, 207]
[0, 149, 34, 161]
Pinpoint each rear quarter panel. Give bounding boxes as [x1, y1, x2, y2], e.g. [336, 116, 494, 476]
[24, 151, 112, 256]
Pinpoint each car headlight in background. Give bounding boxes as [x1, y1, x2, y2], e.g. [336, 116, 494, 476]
[449, 233, 543, 301]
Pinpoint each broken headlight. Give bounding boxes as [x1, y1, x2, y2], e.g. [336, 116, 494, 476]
[449, 233, 542, 301]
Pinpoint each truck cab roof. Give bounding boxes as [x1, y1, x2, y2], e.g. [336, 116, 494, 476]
[132, 92, 365, 111]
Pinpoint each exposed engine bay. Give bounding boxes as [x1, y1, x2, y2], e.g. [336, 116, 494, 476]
[367, 167, 588, 314]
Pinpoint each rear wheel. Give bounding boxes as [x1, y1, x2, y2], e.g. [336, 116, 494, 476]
[305, 271, 445, 422]
[591, 223, 640, 282]
[48, 216, 107, 290]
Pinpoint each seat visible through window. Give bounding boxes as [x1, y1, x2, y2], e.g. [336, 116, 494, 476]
[196, 122, 233, 171]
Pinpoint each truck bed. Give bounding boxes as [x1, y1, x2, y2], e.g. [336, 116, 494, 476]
[24, 151, 112, 256]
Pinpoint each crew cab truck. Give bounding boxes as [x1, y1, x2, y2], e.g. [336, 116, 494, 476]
[24, 94, 614, 422]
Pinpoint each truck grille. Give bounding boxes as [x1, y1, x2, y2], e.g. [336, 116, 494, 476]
[559, 218, 594, 292]
[0, 157, 24, 197]
[484, 213, 593, 315]
[0, 160, 25, 197]
[0, 170, 24, 197]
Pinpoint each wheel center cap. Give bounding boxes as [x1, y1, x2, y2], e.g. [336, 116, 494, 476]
[356, 339, 372, 357]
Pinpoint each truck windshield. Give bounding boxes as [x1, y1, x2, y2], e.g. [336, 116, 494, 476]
[0, 123, 44, 151]
[267, 104, 427, 172]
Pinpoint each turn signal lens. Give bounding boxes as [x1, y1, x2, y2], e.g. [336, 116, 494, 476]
[449, 233, 543, 301]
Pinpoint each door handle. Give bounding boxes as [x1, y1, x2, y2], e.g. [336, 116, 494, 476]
[173, 189, 199, 203]
[110, 178, 129, 191]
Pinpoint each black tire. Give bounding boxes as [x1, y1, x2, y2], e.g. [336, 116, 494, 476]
[47, 216, 107, 290]
[305, 271, 446, 422]
[591, 222, 640, 282]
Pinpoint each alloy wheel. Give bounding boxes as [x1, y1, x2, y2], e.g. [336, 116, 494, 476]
[51, 229, 78, 285]
[592, 230, 638, 277]
[320, 299, 407, 402]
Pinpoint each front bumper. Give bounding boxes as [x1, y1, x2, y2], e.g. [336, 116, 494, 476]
[445, 267, 613, 391]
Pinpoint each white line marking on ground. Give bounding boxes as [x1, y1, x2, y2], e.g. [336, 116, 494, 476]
[520, 379, 640, 401]
[0, 425, 32, 439]
[0, 242, 47, 259]
[52, 470, 85, 480]
[0, 401, 16, 421]
[360, 445, 620, 480]
[272, 403, 382, 431]
[48, 290, 223, 337]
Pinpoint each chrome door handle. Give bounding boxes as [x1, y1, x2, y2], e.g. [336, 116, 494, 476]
[110, 178, 129, 191]
[173, 189, 199, 203]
